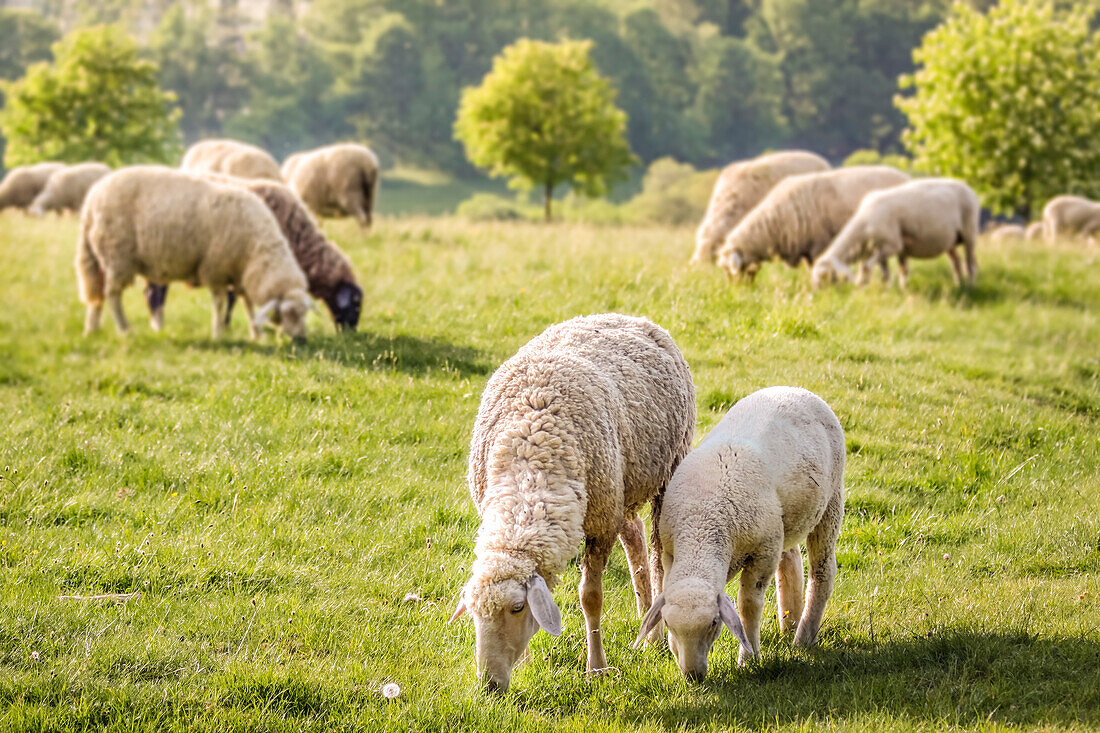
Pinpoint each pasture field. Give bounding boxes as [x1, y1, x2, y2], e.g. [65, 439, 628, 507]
[1, 211, 1098, 732]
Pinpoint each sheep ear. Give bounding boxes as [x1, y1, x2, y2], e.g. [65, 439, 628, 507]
[526, 575, 561, 636]
[718, 593, 750, 654]
[449, 594, 467, 623]
[633, 593, 666, 649]
[253, 299, 278, 328]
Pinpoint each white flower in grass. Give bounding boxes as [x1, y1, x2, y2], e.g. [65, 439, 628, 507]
[381, 683, 401, 700]
[30, 651, 39, 661]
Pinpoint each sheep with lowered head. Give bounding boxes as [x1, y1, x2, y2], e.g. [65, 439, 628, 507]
[1025, 221, 1044, 241]
[77, 166, 312, 339]
[717, 166, 910, 282]
[180, 139, 283, 181]
[282, 143, 379, 228]
[29, 162, 112, 215]
[692, 150, 830, 264]
[451, 313, 696, 692]
[0, 162, 65, 211]
[635, 386, 845, 681]
[988, 223, 1025, 244]
[1041, 195, 1100, 244]
[811, 178, 979, 289]
[144, 175, 363, 331]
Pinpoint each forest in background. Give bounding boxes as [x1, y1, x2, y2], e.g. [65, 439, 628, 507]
[1, 0, 997, 177]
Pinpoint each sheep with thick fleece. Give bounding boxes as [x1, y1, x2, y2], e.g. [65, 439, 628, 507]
[692, 150, 829, 264]
[451, 313, 696, 692]
[811, 178, 979, 289]
[1042, 195, 1100, 243]
[1025, 222, 1044, 241]
[717, 166, 910, 281]
[635, 387, 845, 681]
[145, 175, 363, 331]
[988, 224, 1025, 244]
[282, 143, 379, 228]
[29, 162, 111, 215]
[77, 166, 311, 339]
[180, 139, 283, 180]
[0, 162, 65, 211]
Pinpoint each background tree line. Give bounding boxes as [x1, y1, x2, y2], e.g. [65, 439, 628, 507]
[0, 0, 965, 174]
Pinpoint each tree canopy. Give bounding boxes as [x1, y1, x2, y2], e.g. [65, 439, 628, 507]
[454, 39, 635, 220]
[0, 24, 180, 167]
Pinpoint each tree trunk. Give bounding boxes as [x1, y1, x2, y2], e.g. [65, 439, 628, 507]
[544, 180, 553, 222]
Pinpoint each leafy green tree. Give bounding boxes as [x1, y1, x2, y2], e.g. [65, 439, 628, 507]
[0, 25, 181, 167]
[0, 9, 59, 171]
[454, 39, 635, 221]
[897, 0, 1100, 217]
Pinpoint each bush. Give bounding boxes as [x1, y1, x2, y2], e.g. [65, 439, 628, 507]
[619, 157, 719, 225]
[455, 193, 536, 222]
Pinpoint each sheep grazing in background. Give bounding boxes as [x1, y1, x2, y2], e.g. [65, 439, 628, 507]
[692, 150, 830, 264]
[180, 139, 283, 181]
[716, 166, 910, 282]
[812, 178, 979, 289]
[29, 162, 112, 215]
[988, 224, 1025, 244]
[1042, 195, 1100, 244]
[282, 143, 379, 228]
[1025, 221, 1044, 241]
[145, 176, 363, 331]
[635, 387, 845, 682]
[451, 313, 696, 693]
[0, 162, 65, 211]
[77, 166, 312, 340]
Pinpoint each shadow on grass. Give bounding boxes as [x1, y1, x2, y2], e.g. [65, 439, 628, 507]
[911, 264, 1093, 311]
[615, 629, 1100, 729]
[185, 330, 490, 376]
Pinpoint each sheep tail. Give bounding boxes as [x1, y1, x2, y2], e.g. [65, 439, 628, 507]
[75, 210, 104, 305]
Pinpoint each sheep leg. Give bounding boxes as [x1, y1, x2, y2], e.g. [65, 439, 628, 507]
[579, 535, 614, 675]
[210, 288, 230, 338]
[643, 495, 666, 644]
[618, 516, 652, 615]
[83, 303, 103, 335]
[794, 492, 844, 647]
[855, 260, 871, 286]
[242, 298, 259, 339]
[896, 255, 909, 289]
[775, 547, 805, 634]
[878, 256, 890, 284]
[945, 248, 963, 286]
[105, 282, 130, 335]
[963, 239, 978, 285]
[736, 544, 779, 665]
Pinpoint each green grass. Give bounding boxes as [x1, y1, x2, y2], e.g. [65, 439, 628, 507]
[1, 210, 1098, 732]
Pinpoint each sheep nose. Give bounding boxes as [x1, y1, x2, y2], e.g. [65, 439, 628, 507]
[481, 675, 508, 694]
[684, 667, 707, 683]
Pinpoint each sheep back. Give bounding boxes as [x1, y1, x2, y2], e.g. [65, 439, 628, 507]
[32, 162, 111, 214]
[181, 139, 283, 181]
[1042, 195, 1100, 241]
[0, 162, 66, 210]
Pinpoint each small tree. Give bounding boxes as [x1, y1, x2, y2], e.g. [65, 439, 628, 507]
[454, 38, 636, 221]
[0, 25, 181, 167]
[897, 0, 1100, 218]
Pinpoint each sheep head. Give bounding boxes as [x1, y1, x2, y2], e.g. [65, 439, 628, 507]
[811, 257, 854, 289]
[449, 573, 561, 693]
[253, 288, 314, 341]
[325, 281, 362, 332]
[634, 580, 749, 682]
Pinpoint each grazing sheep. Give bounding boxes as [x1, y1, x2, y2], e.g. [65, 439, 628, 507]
[692, 150, 830, 264]
[716, 166, 910, 282]
[988, 224, 1025, 244]
[811, 178, 979, 289]
[145, 175, 363, 331]
[77, 166, 311, 340]
[180, 139, 283, 181]
[1041, 195, 1100, 244]
[635, 386, 845, 681]
[1025, 221, 1044, 241]
[29, 162, 112, 215]
[451, 313, 696, 692]
[281, 143, 379, 228]
[0, 162, 65, 211]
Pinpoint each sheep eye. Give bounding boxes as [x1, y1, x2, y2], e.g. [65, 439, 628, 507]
[511, 602, 525, 614]
[711, 617, 719, 628]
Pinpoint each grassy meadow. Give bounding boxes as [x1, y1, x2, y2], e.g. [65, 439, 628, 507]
[0, 210, 1098, 732]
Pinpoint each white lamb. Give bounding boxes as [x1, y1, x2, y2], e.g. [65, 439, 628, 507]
[635, 386, 845, 681]
[451, 313, 696, 692]
[812, 177, 979, 288]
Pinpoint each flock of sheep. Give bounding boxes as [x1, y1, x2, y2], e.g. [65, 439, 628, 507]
[691, 149, 1098, 288]
[0, 139, 378, 339]
[1, 140, 1096, 694]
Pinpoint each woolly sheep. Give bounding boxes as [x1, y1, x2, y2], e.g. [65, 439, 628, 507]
[811, 178, 979, 289]
[29, 162, 112, 215]
[0, 162, 65, 211]
[1041, 195, 1100, 244]
[180, 139, 283, 181]
[451, 313, 696, 692]
[716, 166, 910, 281]
[692, 150, 830, 264]
[635, 386, 845, 681]
[988, 224, 1025, 244]
[1025, 221, 1044, 241]
[281, 143, 379, 228]
[144, 175, 363, 331]
[77, 166, 312, 340]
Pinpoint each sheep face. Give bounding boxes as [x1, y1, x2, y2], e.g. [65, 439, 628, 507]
[811, 258, 853, 289]
[718, 249, 759, 282]
[254, 290, 312, 341]
[325, 281, 362, 331]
